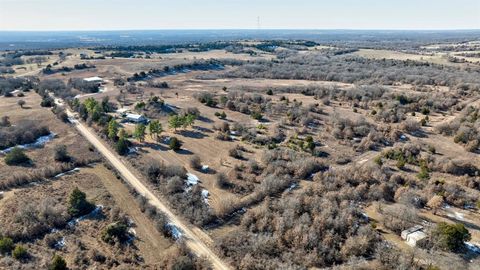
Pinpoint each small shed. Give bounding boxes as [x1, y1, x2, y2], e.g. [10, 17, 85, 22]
[83, 76, 104, 84]
[401, 225, 427, 247]
[125, 113, 148, 123]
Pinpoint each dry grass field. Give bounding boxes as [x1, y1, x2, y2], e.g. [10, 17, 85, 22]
[2, 37, 480, 269]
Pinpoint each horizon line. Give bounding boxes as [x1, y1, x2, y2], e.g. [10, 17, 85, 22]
[1, 28, 480, 33]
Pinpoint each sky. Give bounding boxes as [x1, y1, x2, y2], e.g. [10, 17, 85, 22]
[0, 0, 479, 31]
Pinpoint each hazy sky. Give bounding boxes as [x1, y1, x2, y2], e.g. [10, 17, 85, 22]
[1, 0, 479, 31]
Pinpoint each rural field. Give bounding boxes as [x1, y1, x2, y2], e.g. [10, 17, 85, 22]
[1, 32, 480, 270]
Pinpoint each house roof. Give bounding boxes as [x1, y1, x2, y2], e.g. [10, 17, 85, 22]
[401, 225, 424, 239]
[406, 230, 427, 247]
[84, 76, 103, 82]
[126, 113, 145, 120]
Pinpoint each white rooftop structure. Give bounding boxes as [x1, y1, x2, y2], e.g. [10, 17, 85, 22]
[401, 225, 427, 247]
[116, 108, 130, 114]
[125, 113, 147, 123]
[83, 76, 103, 83]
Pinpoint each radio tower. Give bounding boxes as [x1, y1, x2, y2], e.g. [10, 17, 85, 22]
[257, 16, 261, 30]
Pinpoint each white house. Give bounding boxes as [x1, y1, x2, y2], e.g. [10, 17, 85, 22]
[401, 225, 427, 247]
[125, 113, 148, 123]
[83, 76, 104, 84]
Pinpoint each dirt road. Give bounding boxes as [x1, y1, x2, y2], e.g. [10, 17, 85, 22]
[66, 112, 231, 270]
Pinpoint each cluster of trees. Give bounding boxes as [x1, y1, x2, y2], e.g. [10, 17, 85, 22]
[142, 160, 214, 226]
[437, 106, 480, 152]
[214, 130, 480, 268]
[168, 113, 197, 131]
[0, 236, 29, 262]
[0, 120, 50, 150]
[0, 188, 95, 242]
[224, 54, 480, 91]
[4, 147, 31, 166]
[97, 41, 235, 54]
[42, 63, 95, 75]
[71, 97, 115, 125]
[35, 78, 100, 100]
[217, 175, 378, 268]
[0, 77, 36, 96]
[68, 78, 100, 94]
[128, 59, 224, 81]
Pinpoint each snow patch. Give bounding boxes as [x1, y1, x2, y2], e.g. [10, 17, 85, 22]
[55, 237, 66, 249]
[186, 173, 199, 185]
[54, 168, 80, 178]
[201, 189, 209, 205]
[447, 211, 465, 221]
[0, 133, 56, 154]
[68, 205, 104, 227]
[287, 183, 298, 192]
[166, 223, 182, 240]
[466, 242, 480, 254]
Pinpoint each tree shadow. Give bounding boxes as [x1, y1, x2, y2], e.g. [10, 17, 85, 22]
[179, 130, 207, 139]
[199, 167, 217, 175]
[442, 213, 480, 231]
[142, 142, 169, 151]
[197, 116, 213, 123]
[193, 126, 213, 134]
[175, 149, 193, 155]
[410, 130, 428, 138]
[257, 118, 271, 123]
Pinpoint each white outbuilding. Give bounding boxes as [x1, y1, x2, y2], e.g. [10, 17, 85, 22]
[401, 225, 427, 247]
[83, 76, 104, 83]
[125, 113, 148, 123]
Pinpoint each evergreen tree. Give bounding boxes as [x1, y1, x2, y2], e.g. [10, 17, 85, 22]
[133, 123, 146, 142]
[49, 254, 67, 270]
[168, 115, 182, 131]
[148, 120, 163, 139]
[107, 119, 119, 140]
[68, 187, 95, 217]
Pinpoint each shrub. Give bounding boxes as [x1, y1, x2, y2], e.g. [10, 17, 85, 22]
[432, 222, 471, 252]
[216, 173, 231, 189]
[4, 147, 30, 166]
[401, 119, 420, 133]
[12, 245, 28, 260]
[396, 159, 406, 170]
[115, 137, 129, 155]
[417, 165, 430, 180]
[266, 89, 273, 95]
[101, 222, 129, 244]
[228, 147, 243, 159]
[41, 96, 54, 107]
[49, 254, 67, 270]
[166, 176, 184, 194]
[68, 187, 95, 217]
[171, 255, 195, 270]
[144, 160, 164, 182]
[215, 111, 227, 119]
[251, 111, 263, 120]
[420, 117, 428, 126]
[17, 99, 26, 108]
[374, 156, 383, 166]
[421, 107, 430, 115]
[0, 237, 14, 254]
[189, 155, 202, 171]
[54, 144, 71, 162]
[169, 137, 182, 151]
